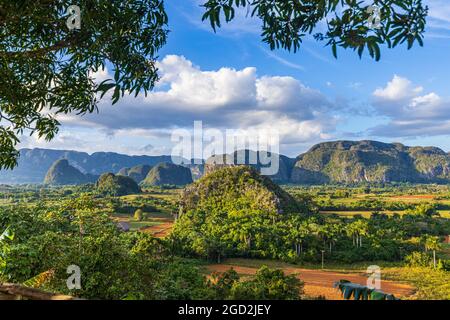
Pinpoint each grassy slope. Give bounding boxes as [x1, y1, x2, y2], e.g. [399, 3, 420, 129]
[383, 267, 450, 300]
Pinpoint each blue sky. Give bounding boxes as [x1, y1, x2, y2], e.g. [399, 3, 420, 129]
[19, 0, 450, 157]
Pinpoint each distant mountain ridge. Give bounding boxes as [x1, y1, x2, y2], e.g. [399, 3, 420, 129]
[0, 148, 173, 184]
[291, 140, 450, 184]
[2, 140, 450, 184]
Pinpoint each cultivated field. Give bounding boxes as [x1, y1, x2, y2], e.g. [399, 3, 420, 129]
[206, 260, 415, 300]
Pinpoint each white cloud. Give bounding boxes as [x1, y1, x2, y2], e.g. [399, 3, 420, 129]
[59, 55, 339, 150]
[373, 75, 423, 101]
[410, 92, 441, 108]
[370, 75, 450, 137]
[156, 55, 258, 110]
[427, 0, 450, 28]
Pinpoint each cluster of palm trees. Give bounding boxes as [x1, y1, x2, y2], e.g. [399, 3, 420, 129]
[175, 205, 447, 266]
[283, 216, 370, 257]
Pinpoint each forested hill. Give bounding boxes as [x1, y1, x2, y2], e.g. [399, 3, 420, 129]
[291, 140, 450, 184]
[2, 140, 450, 184]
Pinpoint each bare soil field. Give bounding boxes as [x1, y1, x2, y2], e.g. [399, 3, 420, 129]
[206, 264, 415, 300]
[388, 195, 436, 201]
[141, 219, 174, 238]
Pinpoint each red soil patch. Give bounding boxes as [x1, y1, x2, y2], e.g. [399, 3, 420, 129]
[389, 195, 435, 200]
[206, 264, 414, 300]
[141, 221, 174, 238]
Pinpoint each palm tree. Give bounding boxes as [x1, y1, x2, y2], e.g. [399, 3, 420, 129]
[285, 216, 309, 257]
[424, 235, 441, 268]
[346, 220, 369, 248]
[345, 223, 357, 247]
[326, 223, 344, 253]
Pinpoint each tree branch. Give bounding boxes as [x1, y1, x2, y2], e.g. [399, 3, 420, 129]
[0, 39, 72, 59]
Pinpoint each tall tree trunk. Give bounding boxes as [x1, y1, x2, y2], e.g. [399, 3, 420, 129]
[433, 250, 436, 269]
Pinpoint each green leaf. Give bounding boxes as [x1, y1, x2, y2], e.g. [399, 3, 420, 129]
[332, 43, 337, 59]
[0, 227, 14, 241]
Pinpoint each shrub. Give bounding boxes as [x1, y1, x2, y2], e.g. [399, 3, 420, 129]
[437, 259, 450, 271]
[206, 266, 303, 300]
[229, 266, 303, 300]
[208, 269, 240, 299]
[134, 209, 144, 221]
[405, 251, 432, 268]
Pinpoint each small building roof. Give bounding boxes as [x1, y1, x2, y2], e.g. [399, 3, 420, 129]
[117, 221, 130, 231]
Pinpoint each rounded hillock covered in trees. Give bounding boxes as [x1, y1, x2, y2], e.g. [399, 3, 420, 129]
[96, 173, 141, 196]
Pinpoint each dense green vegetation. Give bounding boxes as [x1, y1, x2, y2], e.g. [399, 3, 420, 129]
[384, 267, 450, 300]
[0, 195, 302, 299]
[208, 267, 302, 300]
[1, 167, 450, 300]
[173, 167, 450, 266]
[179, 166, 306, 217]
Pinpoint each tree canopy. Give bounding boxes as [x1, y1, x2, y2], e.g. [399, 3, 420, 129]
[0, 0, 427, 169]
[0, 0, 168, 169]
[202, 0, 427, 58]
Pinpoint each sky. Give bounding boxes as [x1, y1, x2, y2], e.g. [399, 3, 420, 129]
[18, 0, 450, 158]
